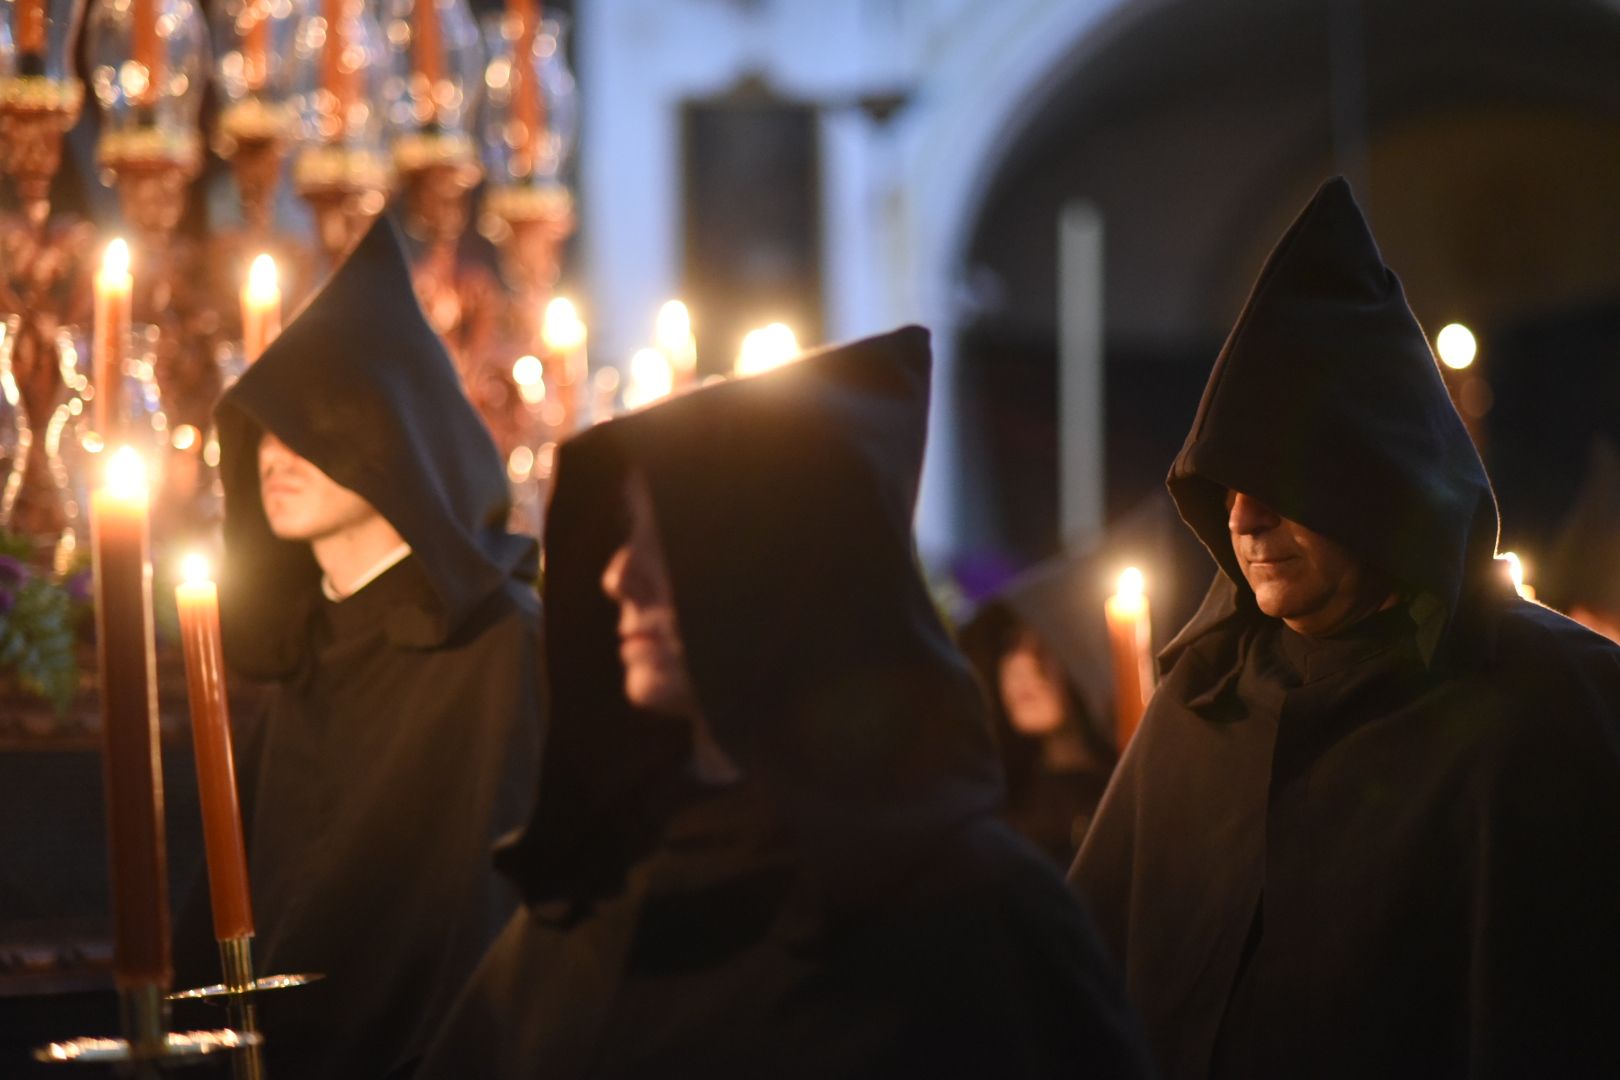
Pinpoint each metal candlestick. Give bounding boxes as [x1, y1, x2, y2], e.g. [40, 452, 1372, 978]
[33, 982, 260, 1072]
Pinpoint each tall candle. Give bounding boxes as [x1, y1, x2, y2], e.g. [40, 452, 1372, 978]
[243, 0, 270, 92]
[241, 254, 282, 363]
[91, 447, 171, 988]
[507, 0, 545, 168]
[1104, 566, 1155, 751]
[655, 300, 697, 389]
[176, 555, 255, 941]
[132, 0, 162, 107]
[541, 296, 587, 431]
[17, 0, 46, 54]
[94, 239, 133, 439]
[415, 0, 444, 92]
[321, 0, 355, 120]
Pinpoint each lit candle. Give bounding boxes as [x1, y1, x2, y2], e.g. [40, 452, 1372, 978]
[623, 347, 674, 410]
[17, 0, 46, 54]
[94, 239, 133, 439]
[735, 322, 800, 377]
[132, 0, 162, 107]
[655, 300, 698, 389]
[541, 297, 588, 431]
[176, 554, 255, 942]
[91, 448, 171, 989]
[1499, 550, 1537, 601]
[1104, 566, 1155, 751]
[241, 254, 282, 363]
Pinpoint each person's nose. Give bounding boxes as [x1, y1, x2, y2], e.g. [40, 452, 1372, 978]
[1228, 491, 1282, 536]
[601, 541, 658, 608]
[259, 433, 293, 477]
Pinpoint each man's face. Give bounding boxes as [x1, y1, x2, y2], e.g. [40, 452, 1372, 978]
[1226, 489, 1394, 637]
[258, 433, 381, 542]
[600, 470, 700, 717]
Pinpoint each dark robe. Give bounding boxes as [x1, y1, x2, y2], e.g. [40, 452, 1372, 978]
[1072, 177, 1620, 1079]
[190, 215, 543, 1078]
[417, 325, 1153, 1078]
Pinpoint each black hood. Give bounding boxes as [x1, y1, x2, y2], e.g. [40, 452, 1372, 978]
[497, 325, 1002, 907]
[214, 214, 537, 679]
[1545, 438, 1620, 616]
[1167, 177, 1498, 653]
[960, 492, 1208, 738]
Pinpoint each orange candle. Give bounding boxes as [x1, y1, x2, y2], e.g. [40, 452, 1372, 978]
[655, 300, 697, 389]
[1104, 567, 1155, 751]
[176, 555, 255, 941]
[243, 0, 270, 92]
[322, 0, 355, 119]
[132, 0, 162, 107]
[416, 0, 444, 93]
[541, 296, 587, 431]
[508, 0, 545, 167]
[91, 448, 171, 989]
[241, 254, 282, 363]
[17, 0, 46, 54]
[94, 239, 133, 439]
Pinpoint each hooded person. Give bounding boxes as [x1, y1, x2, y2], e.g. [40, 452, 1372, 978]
[1543, 438, 1620, 643]
[413, 325, 1154, 1078]
[957, 493, 1208, 864]
[1070, 178, 1620, 1079]
[194, 215, 543, 1077]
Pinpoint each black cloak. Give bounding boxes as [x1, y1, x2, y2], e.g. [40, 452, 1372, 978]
[203, 215, 543, 1078]
[415, 326, 1153, 1078]
[1071, 178, 1620, 1079]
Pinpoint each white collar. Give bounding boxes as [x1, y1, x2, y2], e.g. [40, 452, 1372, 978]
[322, 543, 412, 602]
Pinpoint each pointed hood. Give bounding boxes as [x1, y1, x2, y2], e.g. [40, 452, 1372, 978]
[1545, 439, 1620, 617]
[496, 326, 1002, 908]
[1167, 177, 1498, 651]
[214, 214, 536, 679]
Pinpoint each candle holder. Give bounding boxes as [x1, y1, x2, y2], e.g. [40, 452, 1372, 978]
[167, 941, 323, 1080]
[0, 0, 88, 228]
[288, 0, 391, 265]
[210, 0, 304, 238]
[478, 8, 577, 307]
[0, 0, 97, 558]
[33, 981, 262, 1073]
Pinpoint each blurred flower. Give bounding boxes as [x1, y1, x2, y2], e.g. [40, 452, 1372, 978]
[0, 553, 28, 588]
[64, 568, 93, 606]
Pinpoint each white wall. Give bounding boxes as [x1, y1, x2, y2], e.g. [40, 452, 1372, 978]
[577, 0, 1140, 564]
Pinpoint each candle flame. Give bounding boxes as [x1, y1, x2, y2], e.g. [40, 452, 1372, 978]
[245, 253, 279, 302]
[655, 300, 696, 372]
[102, 237, 132, 281]
[180, 552, 212, 585]
[105, 446, 148, 498]
[1437, 323, 1477, 371]
[1117, 566, 1145, 602]
[623, 347, 674, 410]
[542, 297, 587, 352]
[1498, 550, 1534, 599]
[511, 354, 543, 386]
[735, 322, 800, 377]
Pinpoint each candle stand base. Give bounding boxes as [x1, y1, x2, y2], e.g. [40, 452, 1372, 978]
[166, 940, 323, 1079]
[33, 983, 259, 1073]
